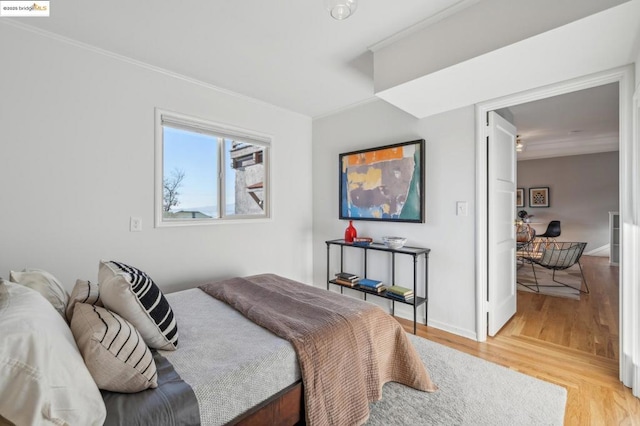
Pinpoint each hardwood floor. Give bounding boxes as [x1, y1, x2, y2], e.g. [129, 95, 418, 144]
[396, 256, 640, 425]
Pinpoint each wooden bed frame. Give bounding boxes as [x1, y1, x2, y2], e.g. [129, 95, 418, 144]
[230, 381, 304, 426]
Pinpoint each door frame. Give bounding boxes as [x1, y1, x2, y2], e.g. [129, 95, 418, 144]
[475, 65, 635, 387]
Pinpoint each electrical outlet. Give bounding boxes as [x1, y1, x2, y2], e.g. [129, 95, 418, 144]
[456, 201, 468, 216]
[130, 217, 142, 232]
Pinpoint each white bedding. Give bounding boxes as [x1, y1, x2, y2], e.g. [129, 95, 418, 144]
[160, 288, 300, 425]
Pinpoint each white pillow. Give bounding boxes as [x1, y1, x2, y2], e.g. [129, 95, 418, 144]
[71, 303, 158, 393]
[9, 268, 69, 318]
[66, 279, 103, 323]
[0, 279, 106, 425]
[99, 260, 178, 350]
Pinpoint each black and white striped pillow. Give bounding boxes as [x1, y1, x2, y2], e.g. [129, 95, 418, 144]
[71, 303, 158, 392]
[99, 260, 178, 350]
[66, 279, 102, 323]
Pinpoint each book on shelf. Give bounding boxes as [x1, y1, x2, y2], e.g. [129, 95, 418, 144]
[385, 291, 414, 302]
[334, 278, 358, 287]
[358, 285, 387, 294]
[352, 237, 373, 247]
[335, 272, 359, 281]
[386, 285, 414, 297]
[358, 278, 383, 289]
[353, 237, 373, 243]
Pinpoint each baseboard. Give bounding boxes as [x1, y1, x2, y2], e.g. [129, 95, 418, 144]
[426, 319, 478, 341]
[585, 244, 609, 257]
[339, 288, 479, 342]
[393, 308, 478, 341]
[621, 351, 640, 397]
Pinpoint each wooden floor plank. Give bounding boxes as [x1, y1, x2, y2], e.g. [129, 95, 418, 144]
[396, 256, 640, 425]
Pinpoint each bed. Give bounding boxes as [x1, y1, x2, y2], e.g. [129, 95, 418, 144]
[0, 265, 436, 426]
[158, 286, 301, 425]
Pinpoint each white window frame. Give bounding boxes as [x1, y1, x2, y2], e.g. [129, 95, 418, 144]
[154, 108, 271, 227]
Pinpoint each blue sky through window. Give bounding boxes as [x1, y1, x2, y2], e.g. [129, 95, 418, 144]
[163, 126, 236, 217]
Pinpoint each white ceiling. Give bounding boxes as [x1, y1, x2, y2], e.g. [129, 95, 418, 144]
[511, 83, 619, 161]
[6, 0, 624, 156]
[10, 0, 476, 118]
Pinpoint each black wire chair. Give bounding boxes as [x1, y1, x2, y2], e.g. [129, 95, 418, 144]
[518, 242, 589, 294]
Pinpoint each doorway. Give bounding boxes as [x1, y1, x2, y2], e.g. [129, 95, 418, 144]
[509, 82, 619, 308]
[498, 84, 620, 372]
[474, 65, 636, 391]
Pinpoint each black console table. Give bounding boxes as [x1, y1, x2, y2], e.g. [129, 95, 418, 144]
[325, 239, 430, 334]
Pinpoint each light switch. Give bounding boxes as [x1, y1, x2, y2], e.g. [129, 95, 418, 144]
[456, 201, 468, 216]
[130, 217, 142, 232]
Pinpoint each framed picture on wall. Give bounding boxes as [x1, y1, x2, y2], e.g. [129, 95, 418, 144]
[339, 139, 425, 223]
[529, 187, 550, 207]
[516, 188, 524, 208]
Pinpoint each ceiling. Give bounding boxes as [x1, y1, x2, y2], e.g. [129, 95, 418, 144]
[509, 83, 619, 161]
[7, 0, 623, 155]
[10, 0, 477, 118]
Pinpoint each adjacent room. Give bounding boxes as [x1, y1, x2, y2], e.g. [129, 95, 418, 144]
[501, 84, 621, 387]
[2, 0, 640, 425]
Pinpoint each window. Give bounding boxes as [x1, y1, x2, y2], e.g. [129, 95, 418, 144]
[155, 109, 270, 226]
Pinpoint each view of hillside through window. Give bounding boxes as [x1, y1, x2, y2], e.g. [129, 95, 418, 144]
[161, 124, 268, 222]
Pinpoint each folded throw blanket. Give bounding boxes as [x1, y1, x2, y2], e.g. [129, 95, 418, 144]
[199, 273, 437, 426]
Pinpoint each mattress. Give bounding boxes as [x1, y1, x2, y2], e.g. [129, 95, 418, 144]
[160, 288, 301, 425]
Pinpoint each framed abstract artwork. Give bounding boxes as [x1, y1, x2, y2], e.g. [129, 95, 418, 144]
[516, 188, 524, 208]
[529, 187, 550, 207]
[339, 139, 425, 223]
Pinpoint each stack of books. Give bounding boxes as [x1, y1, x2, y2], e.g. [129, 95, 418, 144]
[357, 278, 386, 293]
[352, 237, 373, 247]
[334, 272, 359, 287]
[386, 285, 414, 302]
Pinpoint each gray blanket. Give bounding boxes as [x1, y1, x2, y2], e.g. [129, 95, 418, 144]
[161, 287, 300, 425]
[101, 350, 200, 426]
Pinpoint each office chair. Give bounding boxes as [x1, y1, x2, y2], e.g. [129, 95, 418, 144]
[536, 220, 561, 248]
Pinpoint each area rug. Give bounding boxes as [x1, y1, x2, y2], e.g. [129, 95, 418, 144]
[367, 334, 567, 426]
[516, 261, 584, 300]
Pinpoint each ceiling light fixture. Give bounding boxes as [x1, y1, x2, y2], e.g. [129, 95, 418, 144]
[326, 0, 357, 20]
[515, 136, 524, 152]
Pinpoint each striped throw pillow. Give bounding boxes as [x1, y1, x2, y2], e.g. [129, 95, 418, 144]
[71, 303, 158, 392]
[66, 279, 102, 323]
[99, 260, 178, 350]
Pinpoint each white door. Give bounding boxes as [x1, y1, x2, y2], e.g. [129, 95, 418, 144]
[487, 111, 518, 336]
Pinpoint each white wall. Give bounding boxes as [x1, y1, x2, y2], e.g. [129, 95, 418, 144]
[0, 23, 313, 293]
[517, 152, 619, 250]
[636, 44, 640, 86]
[313, 100, 477, 339]
[635, 9, 640, 85]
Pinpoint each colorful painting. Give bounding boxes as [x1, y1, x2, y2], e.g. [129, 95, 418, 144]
[339, 140, 425, 222]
